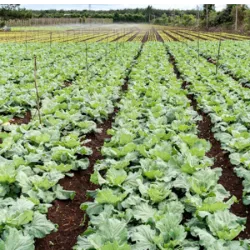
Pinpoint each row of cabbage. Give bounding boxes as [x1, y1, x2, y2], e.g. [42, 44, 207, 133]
[191, 41, 250, 86]
[74, 42, 249, 250]
[0, 43, 141, 249]
[168, 42, 250, 206]
[0, 42, 123, 120]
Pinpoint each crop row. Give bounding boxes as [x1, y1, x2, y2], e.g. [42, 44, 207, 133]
[1, 27, 249, 43]
[189, 40, 250, 86]
[0, 43, 141, 248]
[168, 42, 250, 208]
[74, 42, 249, 250]
[0, 42, 137, 120]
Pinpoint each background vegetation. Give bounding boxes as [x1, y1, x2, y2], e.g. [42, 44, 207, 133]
[1, 4, 250, 32]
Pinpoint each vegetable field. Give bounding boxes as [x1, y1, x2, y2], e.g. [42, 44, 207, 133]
[0, 24, 250, 250]
[0, 24, 250, 43]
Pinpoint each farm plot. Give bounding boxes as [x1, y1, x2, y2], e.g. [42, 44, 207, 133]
[167, 41, 250, 237]
[72, 42, 249, 250]
[0, 42, 142, 249]
[1, 36, 250, 249]
[190, 40, 250, 87]
[1, 24, 249, 43]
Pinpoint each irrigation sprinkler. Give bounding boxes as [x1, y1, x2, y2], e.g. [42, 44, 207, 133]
[34, 55, 42, 125]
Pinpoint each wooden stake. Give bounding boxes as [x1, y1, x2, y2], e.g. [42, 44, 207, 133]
[216, 39, 222, 75]
[34, 55, 42, 124]
[25, 32, 27, 53]
[50, 32, 52, 48]
[85, 43, 88, 81]
[197, 29, 200, 62]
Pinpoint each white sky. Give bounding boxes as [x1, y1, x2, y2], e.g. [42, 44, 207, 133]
[21, 4, 228, 11]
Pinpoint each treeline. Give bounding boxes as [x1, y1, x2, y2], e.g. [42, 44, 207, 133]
[0, 4, 32, 20]
[1, 4, 250, 31]
[31, 7, 197, 21]
[154, 4, 250, 31]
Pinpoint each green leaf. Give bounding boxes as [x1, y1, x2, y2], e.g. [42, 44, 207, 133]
[24, 212, 56, 238]
[207, 210, 246, 240]
[100, 242, 131, 250]
[147, 183, 171, 203]
[106, 168, 127, 186]
[130, 225, 157, 250]
[0, 227, 34, 250]
[96, 189, 127, 205]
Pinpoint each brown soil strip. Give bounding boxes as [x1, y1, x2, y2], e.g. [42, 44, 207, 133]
[195, 32, 225, 41]
[142, 31, 149, 43]
[153, 28, 164, 43]
[163, 30, 179, 42]
[111, 31, 134, 42]
[189, 29, 242, 41]
[171, 31, 195, 41]
[209, 33, 239, 40]
[177, 30, 208, 41]
[97, 33, 121, 42]
[127, 31, 140, 42]
[35, 44, 143, 250]
[9, 111, 31, 125]
[79, 33, 108, 42]
[168, 50, 250, 240]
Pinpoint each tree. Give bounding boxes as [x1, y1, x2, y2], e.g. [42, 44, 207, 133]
[203, 4, 215, 29]
[182, 14, 196, 26]
[232, 5, 248, 31]
[145, 5, 153, 23]
[113, 12, 120, 22]
[243, 9, 250, 30]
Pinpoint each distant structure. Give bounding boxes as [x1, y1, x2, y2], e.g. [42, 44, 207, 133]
[2, 26, 11, 32]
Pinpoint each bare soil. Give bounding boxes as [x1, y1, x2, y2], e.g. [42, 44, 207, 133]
[9, 111, 31, 125]
[153, 28, 164, 43]
[142, 31, 149, 43]
[127, 31, 140, 42]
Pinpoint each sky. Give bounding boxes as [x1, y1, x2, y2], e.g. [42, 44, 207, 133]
[21, 4, 227, 11]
